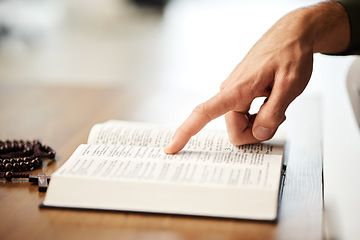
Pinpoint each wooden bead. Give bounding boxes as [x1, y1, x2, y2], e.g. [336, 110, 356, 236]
[49, 151, 56, 159]
[31, 159, 40, 168]
[12, 141, 19, 149]
[19, 162, 25, 171]
[0, 139, 56, 174]
[2, 148, 8, 154]
[5, 163, 12, 171]
[12, 163, 20, 171]
[22, 162, 29, 171]
[4, 171, 13, 181]
[5, 140, 12, 149]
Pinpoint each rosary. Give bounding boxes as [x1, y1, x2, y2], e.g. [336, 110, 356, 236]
[0, 140, 56, 192]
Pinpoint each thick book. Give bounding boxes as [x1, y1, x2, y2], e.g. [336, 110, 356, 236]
[42, 120, 286, 221]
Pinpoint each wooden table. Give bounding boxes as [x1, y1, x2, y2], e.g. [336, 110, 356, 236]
[0, 84, 323, 240]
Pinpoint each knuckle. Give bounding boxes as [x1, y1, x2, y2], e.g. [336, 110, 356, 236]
[277, 71, 300, 90]
[232, 86, 253, 110]
[193, 103, 212, 122]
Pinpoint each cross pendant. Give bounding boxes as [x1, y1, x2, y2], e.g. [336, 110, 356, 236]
[29, 173, 51, 192]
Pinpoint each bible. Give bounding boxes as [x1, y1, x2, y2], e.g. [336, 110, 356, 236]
[42, 120, 286, 221]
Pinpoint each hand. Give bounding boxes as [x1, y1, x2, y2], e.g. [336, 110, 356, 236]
[164, 1, 350, 154]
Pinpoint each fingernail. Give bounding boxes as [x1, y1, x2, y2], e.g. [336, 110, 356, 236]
[164, 139, 175, 154]
[253, 126, 272, 140]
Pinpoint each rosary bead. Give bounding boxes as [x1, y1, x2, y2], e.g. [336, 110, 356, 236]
[31, 159, 40, 168]
[19, 162, 25, 171]
[48, 151, 56, 159]
[4, 171, 13, 181]
[12, 163, 20, 171]
[22, 162, 29, 171]
[5, 163, 12, 171]
[5, 140, 12, 148]
[0, 146, 8, 153]
[0, 139, 56, 176]
[12, 141, 19, 149]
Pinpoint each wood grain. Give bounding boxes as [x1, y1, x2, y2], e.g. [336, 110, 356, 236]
[0, 85, 323, 240]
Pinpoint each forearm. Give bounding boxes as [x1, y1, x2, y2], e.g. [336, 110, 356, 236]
[280, 1, 350, 54]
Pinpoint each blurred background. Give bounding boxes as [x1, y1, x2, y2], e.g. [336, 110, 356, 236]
[0, 0, 316, 86]
[0, 0, 342, 125]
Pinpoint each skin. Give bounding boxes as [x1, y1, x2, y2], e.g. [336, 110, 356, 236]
[164, 1, 350, 154]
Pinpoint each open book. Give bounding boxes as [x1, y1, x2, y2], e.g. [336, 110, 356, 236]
[42, 120, 286, 221]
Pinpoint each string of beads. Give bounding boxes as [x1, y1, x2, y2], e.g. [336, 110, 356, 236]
[0, 172, 30, 181]
[0, 140, 56, 181]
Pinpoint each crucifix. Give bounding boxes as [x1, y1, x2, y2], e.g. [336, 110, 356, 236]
[1, 172, 51, 192]
[29, 173, 51, 192]
[0, 139, 56, 192]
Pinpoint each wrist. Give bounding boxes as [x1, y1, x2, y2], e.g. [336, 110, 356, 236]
[301, 1, 350, 54]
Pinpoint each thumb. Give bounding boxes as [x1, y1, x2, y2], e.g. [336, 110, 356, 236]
[252, 94, 288, 141]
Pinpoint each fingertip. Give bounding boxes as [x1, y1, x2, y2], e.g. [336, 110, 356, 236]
[164, 135, 186, 154]
[164, 143, 176, 154]
[164, 137, 176, 154]
[163, 147, 174, 154]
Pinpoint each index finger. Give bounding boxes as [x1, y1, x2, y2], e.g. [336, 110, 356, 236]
[164, 91, 234, 154]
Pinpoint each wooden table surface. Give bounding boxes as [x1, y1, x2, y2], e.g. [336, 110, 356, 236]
[0, 84, 323, 240]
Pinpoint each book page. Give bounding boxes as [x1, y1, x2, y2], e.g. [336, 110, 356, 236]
[55, 144, 283, 190]
[87, 120, 284, 155]
[87, 120, 173, 147]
